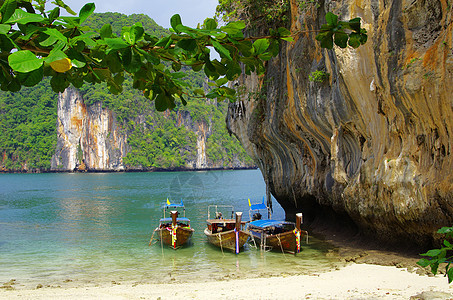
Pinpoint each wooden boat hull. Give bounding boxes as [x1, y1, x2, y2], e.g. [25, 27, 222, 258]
[156, 226, 194, 249]
[204, 228, 249, 252]
[249, 229, 300, 254]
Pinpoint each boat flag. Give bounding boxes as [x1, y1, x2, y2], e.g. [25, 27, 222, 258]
[248, 198, 251, 207]
[167, 198, 171, 205]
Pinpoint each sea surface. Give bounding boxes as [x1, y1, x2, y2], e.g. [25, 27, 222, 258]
[0, 170, 342, 289]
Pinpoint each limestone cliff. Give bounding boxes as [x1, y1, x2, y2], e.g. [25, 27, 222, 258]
[51, 88, 128, 171]
[51, 88, 250, 171]
[227, 0, 453, 247]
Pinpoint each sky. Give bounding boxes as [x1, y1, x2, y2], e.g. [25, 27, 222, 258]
[61, 0, 219, 28]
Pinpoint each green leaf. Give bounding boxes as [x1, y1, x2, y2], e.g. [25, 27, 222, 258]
[16, 67, 44, 87]
[180, 95, 187, 106]
[44, 49, 67, 64]
[0, 24, 11, 35]
[222, 21, 245, 30]
[204, 18, 217, 30]
[236, 40, 253, 56]
[348, 33, 361, 48]
[52, 0, 76, 15]
[438, 227, 453, 234]
[212, 39, 232, 60]
[253, 38, 270, 55]
[416, 258, 431, 268]
[278, 27, 291, 37]
[447, 267, 453, 283]
[155, 36, 172, 48]
[0, 0, 17, 24]
[325, 12, 338, 27]
[170, 72, 185, 79]
[421, 249, 442, 257]
[155, 92, 174, 111]
[0, 34, 14, 52]
[43, 28, 67, 43]
[206, 90, 220, 99]
[48, 7, 60, 24]
[100, 24, 113, 39]
[5, 9, 45, 24]
[130, 23, 144, 44]
[215, 77, 228, 86]
[105, 38, 129, 51]
[431, 260, 440, 274]
[193, 88, 205, 96]
[78, 3, 95, 23]
[334, 31, 348, 48]
[281, 36, 294, 42]
[50, 73, 69, 93]
[204, 61, 219, 80]
[176, 38, 197, 52]
[346, 18, 361, 32]
[317, 32, 334, 49]
[170, 14, 182, 33]
[58, 16, 80, 27]
[8, 50, 43, 73]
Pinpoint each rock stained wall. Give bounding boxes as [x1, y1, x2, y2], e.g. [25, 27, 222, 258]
[227, 0, 453, 246]
[51, 88, 243, 171]
[51, 88, 128, 171]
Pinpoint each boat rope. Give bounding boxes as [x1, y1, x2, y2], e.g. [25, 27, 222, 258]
[234, 228, 239, 254]
[302, 230, 309, 244]
[293, 228, 301, 254]
[160, 229, 164, 256]
[276, 234, 287, 259]
[148, 229, 157, 246]
[249, 231, 258, 249]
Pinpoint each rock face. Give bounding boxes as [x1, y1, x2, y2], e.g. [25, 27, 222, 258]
[227, 0, 453, 247]
[51, 88, 247, 171]
[51, 88, 128, 171]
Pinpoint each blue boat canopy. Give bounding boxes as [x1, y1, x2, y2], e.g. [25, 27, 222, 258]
[159, 217, 190, 223]
[248, 219, 294, 228]
[164, 199, 185, 208]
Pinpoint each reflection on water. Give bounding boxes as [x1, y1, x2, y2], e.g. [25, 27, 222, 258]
[0, 170, 342, 288]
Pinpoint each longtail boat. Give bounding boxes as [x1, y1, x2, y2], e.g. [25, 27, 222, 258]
[151, 200, 194, 249]
[247, 198, 308, 254]
[204, 205, 249, 254]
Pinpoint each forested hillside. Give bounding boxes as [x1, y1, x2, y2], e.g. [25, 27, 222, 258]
[0, 13, 253, 172]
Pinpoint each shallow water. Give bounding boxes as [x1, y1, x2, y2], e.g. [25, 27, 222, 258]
[0, 170, 341, 288]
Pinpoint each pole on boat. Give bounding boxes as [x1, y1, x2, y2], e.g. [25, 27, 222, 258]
[295, 213, 302, 254]
[265, 175, 272, 219]
[235, 212, 243, 254]
[171, 211, 178, 227]
[170, 211, 178, 249]
[296, 213, 302, 231]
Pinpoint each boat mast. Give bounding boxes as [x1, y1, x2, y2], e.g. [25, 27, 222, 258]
[265, 171, 272, 219]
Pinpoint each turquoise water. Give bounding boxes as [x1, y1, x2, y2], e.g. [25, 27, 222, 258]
[0, 170, 341, 288]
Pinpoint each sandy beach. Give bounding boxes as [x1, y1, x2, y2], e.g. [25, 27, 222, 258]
[1, 263, 452, 299]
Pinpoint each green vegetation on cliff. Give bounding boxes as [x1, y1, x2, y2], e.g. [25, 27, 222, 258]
[0, 79, 57, 170]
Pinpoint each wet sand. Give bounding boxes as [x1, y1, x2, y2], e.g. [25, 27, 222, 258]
[1, 263, 452, 299]
[2, 229, 453, 299]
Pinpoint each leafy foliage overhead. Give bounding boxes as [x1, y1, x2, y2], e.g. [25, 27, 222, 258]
[0, 0, 367, 111]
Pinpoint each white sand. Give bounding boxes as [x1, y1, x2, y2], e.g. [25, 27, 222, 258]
[1, 263, 452, 299]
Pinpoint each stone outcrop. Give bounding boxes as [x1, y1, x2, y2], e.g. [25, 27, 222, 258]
[227, 0, 453, 247]
[51, 88, 128, 171]
[51, 88, 249, 172]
